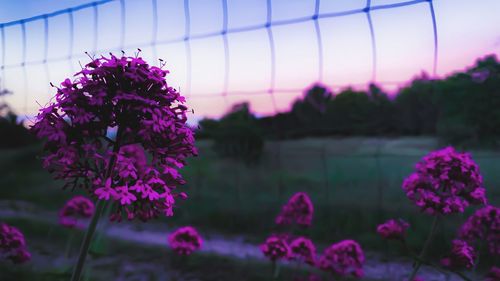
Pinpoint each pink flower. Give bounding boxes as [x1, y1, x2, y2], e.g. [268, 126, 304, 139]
[412, 277, 425, 281]
[168, 226, 203, 255]
[377, 219, 410, 240]
[115, 185, 137, 205]
[59, 196, 95, 228]
[94, 178, 118, 201]
[276, 192, 314, 227]
[115, 144, 148, 180]
[318, 240, 365, 278]
[440, 240, 476, 270]
[9, 248, 31, 264]
[486, 266, 500, 281]
[260, 235, 290, 261]
[31, 53, 197, 222]
[402, 147, 486, 215]
[289, 236, 316, 265]
[0, 223, 31, 264]
[458, 205, 500, 256]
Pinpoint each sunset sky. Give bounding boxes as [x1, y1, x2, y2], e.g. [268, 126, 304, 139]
[1, 0, 499, 122]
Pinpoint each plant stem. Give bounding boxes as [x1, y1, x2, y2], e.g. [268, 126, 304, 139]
[70, 200, 105, 281]
[70, 128, 123, 281]
[272, 260, 280, 279]
[409, 253, 472, 281]
[407, 216, 439, 281]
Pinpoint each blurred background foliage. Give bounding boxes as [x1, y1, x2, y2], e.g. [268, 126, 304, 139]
[200, 55, 500, 149]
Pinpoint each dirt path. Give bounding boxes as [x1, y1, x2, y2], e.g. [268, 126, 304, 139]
[0, 201, 469, 281]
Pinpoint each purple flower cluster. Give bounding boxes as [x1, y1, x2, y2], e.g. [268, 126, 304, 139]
[458, 205, 500, 256]
[403, 147, 486, 215]
[0, 223, 31, 264]
[260, 235, 290, 261]
[376, 219, 410, 241]
[440, 239, 476, 270]
[276, 192, 314, 227]
[31, 54, 197, 222]
[486, 266, 500, 281]
[59, 196, 95, 228]
[318, 239, 365, 278]
[289, 236, 316, 265]
[168, 226, 202, 255]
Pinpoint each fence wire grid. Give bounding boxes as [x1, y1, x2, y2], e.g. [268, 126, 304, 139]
[0, 0, 439, 115]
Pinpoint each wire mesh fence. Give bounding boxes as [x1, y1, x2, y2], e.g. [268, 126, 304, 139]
[185, 138, 500, 212]
[0, 0, 439, 116]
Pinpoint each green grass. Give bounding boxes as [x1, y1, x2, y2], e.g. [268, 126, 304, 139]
[174, 137, 500, 256]
[1, 137, 499, 257]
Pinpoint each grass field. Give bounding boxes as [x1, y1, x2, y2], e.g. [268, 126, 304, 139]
[2, 218, 383, 281]
[1, 137, 499, 264]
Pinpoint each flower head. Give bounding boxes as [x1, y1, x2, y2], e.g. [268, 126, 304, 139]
[59, 196, 95, 228]
[458, 205, 500, 256]
[276, 192, 314, 227]
[260, 235, 290, 261]
[289, 236, 316, 265]
[168, 226, 202, 255]
[31, 53, 197, 222]
[486, 266, 500, 281]
[440, 239, 476, 270]
[318, 240, 364, 278]
[402, 147, 486, 215]
[377, 219, 410, 240]
[0, 223, 31, 264]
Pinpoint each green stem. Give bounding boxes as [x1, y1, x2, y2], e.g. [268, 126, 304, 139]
[411, 254, 472, 281]
[407, 216, 439, 281]
[70, 129, 123, 281]
[402, 230, 472, 281]
[272, 260, 280, 279]
[70, 200, 105, 281]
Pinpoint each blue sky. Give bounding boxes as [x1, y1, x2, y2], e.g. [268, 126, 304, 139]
[1, 0, 499, 121]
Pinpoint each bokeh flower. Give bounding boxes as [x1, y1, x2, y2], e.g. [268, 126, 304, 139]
[458, 205, 500, 256]
[486, 266, 500, 281]
[440, 239, 476, 270]
[377, 219, 410, 240]
[289, 236, 316, 265]
[318, 239, 365, 278]
[276, 192, 314, 227]
[0, 223, 31, 264]
[260, 235, 290, 261]
[59, 196, 95, 228]
[168, 226, 202, 255]
[31, 53, 197, 222]
[402, 147, 486, 215]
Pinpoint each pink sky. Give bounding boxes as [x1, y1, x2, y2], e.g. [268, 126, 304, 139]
[0, 0, 499, 123]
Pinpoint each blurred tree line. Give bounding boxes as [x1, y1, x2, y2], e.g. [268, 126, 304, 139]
[0, 86, 37, 148]
[199, 55, 500, 158]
